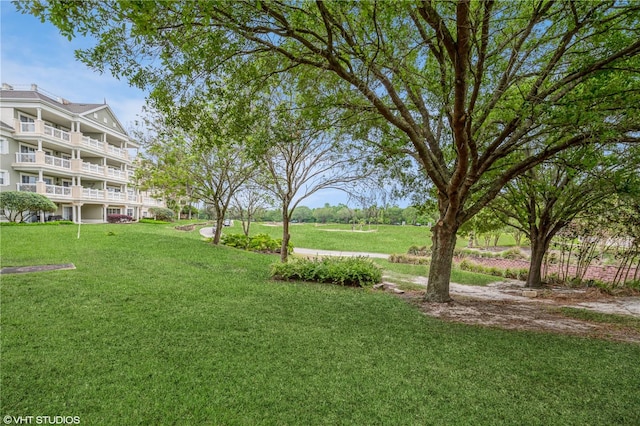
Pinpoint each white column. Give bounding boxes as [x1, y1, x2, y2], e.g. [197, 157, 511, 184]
[36, 108, 42, 120]
[37, 139, 42, 151]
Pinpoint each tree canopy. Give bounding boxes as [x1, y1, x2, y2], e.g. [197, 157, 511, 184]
[19, 0, 640, 301]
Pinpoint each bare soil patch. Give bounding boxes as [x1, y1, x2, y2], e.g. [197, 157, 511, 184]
[395, 278, 640, 343]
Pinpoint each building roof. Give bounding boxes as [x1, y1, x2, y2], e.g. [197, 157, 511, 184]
[0, 88, 105, 114]
[0, 84, 134, 143]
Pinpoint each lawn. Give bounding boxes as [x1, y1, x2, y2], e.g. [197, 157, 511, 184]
[1, 223, 639, 425]
[244, 221, 516, 255]
[248, 222, 436, 254]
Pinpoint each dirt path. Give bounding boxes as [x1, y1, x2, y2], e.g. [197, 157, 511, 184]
[402, 278, 640, 343]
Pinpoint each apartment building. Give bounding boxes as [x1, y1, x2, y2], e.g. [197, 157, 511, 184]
[0, 83, 164, 223]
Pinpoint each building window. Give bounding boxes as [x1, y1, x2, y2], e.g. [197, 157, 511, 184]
[107, 208, 121, 215]
[0, 138, 7, 154]
[21, 175, 37, 184]
[0, 170, 8, 186]
[126, 208, 134, 217]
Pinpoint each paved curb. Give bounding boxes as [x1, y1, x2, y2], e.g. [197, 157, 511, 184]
[1, 263, 76, 274]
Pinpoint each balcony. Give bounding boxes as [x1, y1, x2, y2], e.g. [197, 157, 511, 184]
[15, 153, 36, 163]
[14, 152, 72, 171]
[16, 183, 37, 192]
[45, 184, 72, 198]
[143, 197, 164, 206]
[82, 188, 104, 200]
[15, 184, 163, 206]
[82, 162, 105, 175]
[44, 154, 71, 169]
[16, 183, 71, 198]
[107, 191, 126, 201]
[15, 119, 128, 160]
[107, 168, 127, 180]
[44, 124, 71, 142]
[81, 135, 104, 150]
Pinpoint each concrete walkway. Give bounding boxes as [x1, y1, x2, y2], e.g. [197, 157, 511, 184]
[293, 247, 389, 259]
[199, 227, 216, 238]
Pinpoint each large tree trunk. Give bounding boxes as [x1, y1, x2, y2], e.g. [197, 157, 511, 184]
[213, 216, 224, 244]
[426, 221, 458, 303]
[527, 232, 551, 288]
[280, 206, 290, 263]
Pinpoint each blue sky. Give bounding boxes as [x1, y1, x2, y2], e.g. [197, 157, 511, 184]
[0, 2, 396, 209]
[1, 2, 147, 126]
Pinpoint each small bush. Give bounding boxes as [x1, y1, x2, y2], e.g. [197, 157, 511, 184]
[407, 245, 430, 256]
[501, 248, 528, 260]
[271, 257, 382, 287]
[149, 207, 175, 222]
[107, 214, 134, 223]
[221, 233, 293, 254]
[389, 253, 431, 265]
[248, 233, 280, 252]
[221, 233, 251, 249]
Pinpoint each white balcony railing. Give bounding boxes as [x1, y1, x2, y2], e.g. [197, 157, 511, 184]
[44, 124, 71, 142]
[45, 184, 72, 197]
[107, 168, 127, 180]
[108, 145, 126, 158]
[107, 191, 126, 201]
[81, 136, 105, 150]
[15, 153, 36, 163]
[16, 183, 37, 192]
[83, 188, 104, 200]
[44, 154, 71, 169]
[82, 162, 104, 175]
[143, 197, 163, 206]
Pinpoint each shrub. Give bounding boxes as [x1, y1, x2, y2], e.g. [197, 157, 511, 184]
[0, 191, 57, 222]
[221, 233, 293, 254]
[271, 257, 382, 287]
[107, 214, 134, 223]
[221, 233, 251, 249]
[501, 248, 528, 260]
[248, 233, 280, 252]
[407, 245, 430, 256]
[389, 253, 431, 265]
[148, 207, 175, 222]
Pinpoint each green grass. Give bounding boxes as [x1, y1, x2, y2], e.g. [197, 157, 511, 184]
[246, 221, 518, 286]
[2, 224, 639, 425]
[558, 307, 640, 332]
[374, 259, 499, 287]
[247, 222, 436, 254]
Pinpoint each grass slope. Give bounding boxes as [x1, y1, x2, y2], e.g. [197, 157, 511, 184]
[1, 224, 639, 425]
